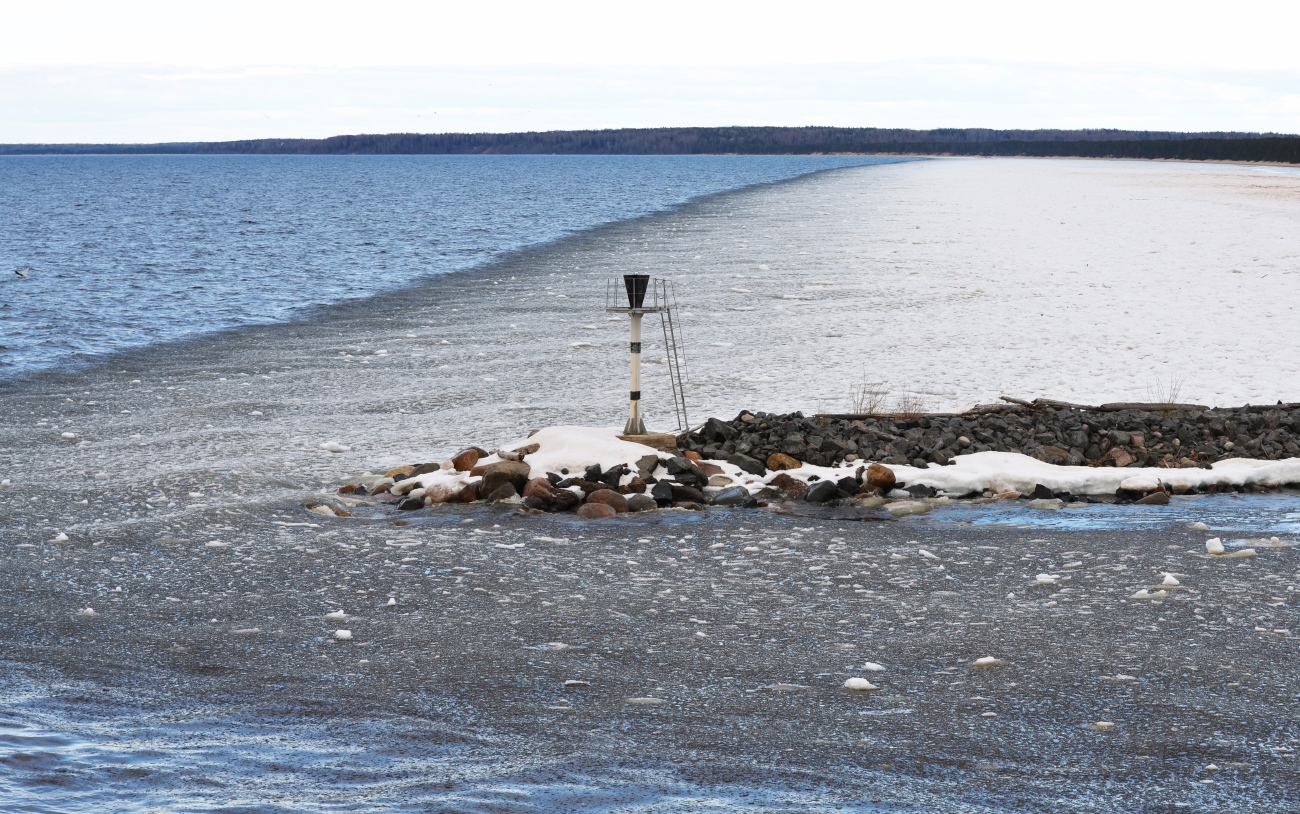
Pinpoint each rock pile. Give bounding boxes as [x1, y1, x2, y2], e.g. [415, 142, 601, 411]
[681, 401, 1300, 471]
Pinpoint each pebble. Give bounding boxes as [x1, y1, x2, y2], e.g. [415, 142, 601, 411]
[335, 629, 353, 640]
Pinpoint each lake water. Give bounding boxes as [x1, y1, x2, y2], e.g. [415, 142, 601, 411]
[0, 154, 906, 375]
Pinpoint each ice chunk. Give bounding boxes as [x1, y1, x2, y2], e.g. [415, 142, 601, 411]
[1205, 538, 1224, 555]
[625, 697, 665, 705]
[843, 677, 879, 691]
[887, 501, 931, 517]
[334, 629, 353, 640]
[1026, 498, 1063, 510]
[320, 441, 350, 453]
[1130, 589, 1169, 600]
[61, 432, 77, 441]
[1088, 721, 1116, 731]
[1035, 573, 1059, 585]
[1161, 574, 1181, 586]
[862, 662, 886, 672]
[918, 549, 939, 561]
[78, 607, 97, 616]
[386, 597, 396, 606]
[971, 656, 1004, 668]
[1119, 475, 1161, 492]
[324, 610, 347, 620]
[1189, 521, 1210, 531]
[51, 532, 69, 543]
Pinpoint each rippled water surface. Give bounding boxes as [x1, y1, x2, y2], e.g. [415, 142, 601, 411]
[0, 154, 903, 374]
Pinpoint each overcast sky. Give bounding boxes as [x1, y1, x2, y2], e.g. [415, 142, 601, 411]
[3, 0, 1299, 142]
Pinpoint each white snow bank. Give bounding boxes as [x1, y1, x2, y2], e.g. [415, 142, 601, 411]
[398, 426, 1300, 501]
[755, 450, 1300, 497]
[409, 426, 663, 492]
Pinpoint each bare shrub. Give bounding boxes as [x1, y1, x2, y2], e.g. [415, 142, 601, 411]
[850, 375, 890, 416]
[891, 390, 928, 420]
[1146, 375, 1185, 416]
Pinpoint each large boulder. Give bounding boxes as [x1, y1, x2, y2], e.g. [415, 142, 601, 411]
[865, 463, 896, 491]
[480, 461, 531, 495]
[728, 453, 766, 476]
[769, 473, 808, 498]
[586, 489, 629, 513]
[711, 486, 752, 507]
[626, 493, 658, 512]
[766, 453, 800, 471]
[451, 448, 480, 472]
[651, 480, 675, 506]
[551, 489, 582, 512]
[484, 483, 519, 502]
[669, 484, 706, 504]
[576, 502, 617, 519]
[522, 477, 555, 505]
[804, 480, 838, 503]
[702, 417, 737, 443]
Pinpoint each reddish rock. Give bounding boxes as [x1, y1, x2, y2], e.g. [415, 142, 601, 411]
[457, 483, 480, 503]
[385, 465, 414, 479]
[683, 451, 702, 461]
[451, 448, 480, 472]
[865, 463, 896, 490]
[1095, 448, 1137, 468]
[337, 484, 357, 494]
[522, 478, 555, 504]
[697, 462, 724, 477]
[1136, 490, 1170, 505]
[469, 465, 488, 477]
[1130, 433, 1146, 450]
[618, 476, 646, 494]
[769, 473, 808, 498]
[1041, 446, 1070, 465]
[551, 489, 582, 511]
[570, 479, 606, 496]
[766, 453, 801, 471]
[586, 489, 629, 512]
[370, 483, 392, 496]
[576, 502, 617, 519]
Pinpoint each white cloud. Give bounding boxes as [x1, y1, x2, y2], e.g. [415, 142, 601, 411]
[2, 62, 1298, 143]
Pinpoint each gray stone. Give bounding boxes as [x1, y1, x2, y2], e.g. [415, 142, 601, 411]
[651, 479, 675, 506]
[727, 453, 766, 476]
[485, 483, 518, 502]
[627, 493, 658, 512]
[804, 480, 838, 503]
[711, 486, 752, 507]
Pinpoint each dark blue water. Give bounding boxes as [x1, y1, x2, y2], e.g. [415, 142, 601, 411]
[0, 154, 907, 376]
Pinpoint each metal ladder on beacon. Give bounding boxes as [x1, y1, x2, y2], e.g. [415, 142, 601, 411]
[605, 274, 689, 433]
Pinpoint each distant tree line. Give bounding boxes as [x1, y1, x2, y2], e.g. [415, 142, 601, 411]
[3, 127, 1297, 163]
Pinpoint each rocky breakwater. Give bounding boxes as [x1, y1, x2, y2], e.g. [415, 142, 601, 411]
[682, 400, 1300, 475]
[325, 426, 802, 519]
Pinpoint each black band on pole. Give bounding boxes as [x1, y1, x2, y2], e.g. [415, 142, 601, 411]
[630, 390, 641, 401]
[630, 342, 641, 353]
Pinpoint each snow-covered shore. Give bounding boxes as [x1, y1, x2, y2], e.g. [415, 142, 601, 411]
[340, 426, 1300, 518]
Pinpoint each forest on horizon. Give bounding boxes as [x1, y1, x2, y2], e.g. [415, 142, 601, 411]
[3, 126, 1298, 163]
